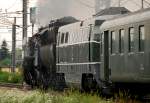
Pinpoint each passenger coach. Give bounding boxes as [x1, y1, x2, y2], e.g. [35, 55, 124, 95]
[99, 8, 150, 90]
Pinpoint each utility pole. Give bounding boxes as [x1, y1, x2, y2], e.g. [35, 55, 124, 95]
[32, 24, 34, 36]
[142, 0, 144, 9]
[118, 0, 121, 7]
[23, 0, 28, 57]
[11, 17, 16, 73]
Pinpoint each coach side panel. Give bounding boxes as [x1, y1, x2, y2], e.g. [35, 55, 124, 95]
[100, 20, 150, 83]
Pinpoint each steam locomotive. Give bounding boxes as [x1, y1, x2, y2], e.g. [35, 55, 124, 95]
[23, 7, 150, 93]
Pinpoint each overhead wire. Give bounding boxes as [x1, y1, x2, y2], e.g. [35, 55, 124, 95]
[0, 11, 22, 15]
[111, 0, 121, 6]
[0, 13, 13, 26]
[143, 0, 150, 7]
[6, 0, 18, 10]
[0, 18, 12, 26]
[74, 0, 95, 9]
[112, 0, 140, 7]
[132, 0, 143, 8]
[121, 0, 132, 4]
[0, 21, 11, 26]
[118, 0, 131, 6]
[110, 0, 150, 9]
[83, 0, 95, 6]
[0, 0, 23, 31]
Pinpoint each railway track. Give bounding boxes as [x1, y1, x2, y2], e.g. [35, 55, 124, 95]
[0, 82, 149, 102]
[0, 82, 23, 89]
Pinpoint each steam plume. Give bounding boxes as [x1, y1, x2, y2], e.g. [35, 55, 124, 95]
[36, 0, 94, 26]
[95, 0, 111, 13]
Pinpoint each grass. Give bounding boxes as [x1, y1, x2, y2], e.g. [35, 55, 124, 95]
[0, 88, 141, 103]
[0, 71, 141, 103]
[51, 90, 113, 103]
[0, 89, 113, 103]
[0, 68, 21, 73]
[0, 71, 23, 83]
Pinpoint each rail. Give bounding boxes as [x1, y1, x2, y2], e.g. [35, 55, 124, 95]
[0, 82, 23, 89]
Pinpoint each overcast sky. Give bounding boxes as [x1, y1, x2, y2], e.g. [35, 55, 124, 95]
[0, 0, 150, 49]
[36, 0, 149, 25]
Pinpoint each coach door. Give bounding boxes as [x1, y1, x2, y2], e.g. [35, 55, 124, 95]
[103, 30, 110, 82]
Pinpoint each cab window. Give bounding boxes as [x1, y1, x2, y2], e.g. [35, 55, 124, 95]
[61, 33, 65, 44]
[65, 32, 69, 43]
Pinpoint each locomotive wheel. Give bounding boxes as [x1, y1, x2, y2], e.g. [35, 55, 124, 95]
[99, 82, 113, 97]
[53, 73, 66, 91]
[82, 77, 90, 92]
[40, 73, 49, 90]
[36, 70, 50, 90]
[23, 68, 32, 85]
[81, 74, 98, 92]
[23, 56, 35, 87]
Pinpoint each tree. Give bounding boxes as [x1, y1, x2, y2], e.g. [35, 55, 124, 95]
[0, 40, 9, 60]
[0, 58, 11, 67]
[16, 48, 23, 67]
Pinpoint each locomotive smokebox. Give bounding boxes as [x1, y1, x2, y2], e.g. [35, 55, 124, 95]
[40, 45, 55, 70]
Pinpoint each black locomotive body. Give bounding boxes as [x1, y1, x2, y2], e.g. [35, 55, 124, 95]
[23, 17, 78, 89]
[23, 8, 150, 92]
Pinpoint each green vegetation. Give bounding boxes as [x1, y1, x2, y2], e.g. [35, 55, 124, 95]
[0, 40, 22, 68]
[0, 58, 11, 67]
[0, 40, 11, 67]
[0, 71, 23, 83]
[0, 88, 140, 103]
[0, 40, 10, 60]
[0, 89, 113, 103]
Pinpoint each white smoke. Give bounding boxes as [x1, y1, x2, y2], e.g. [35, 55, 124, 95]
[36, 0, 71, 26]
[95, 0, 111, 13]
[36, 0, 95, 26]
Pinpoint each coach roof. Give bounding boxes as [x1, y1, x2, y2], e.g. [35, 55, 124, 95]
[100, 8, 150, 30]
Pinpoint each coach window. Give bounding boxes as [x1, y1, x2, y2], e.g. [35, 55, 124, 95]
[111, 31, 116, 54]
[139, 26, 145, 52]
[61, 33, 65, 44]
[65, 32, 69, 43]
[129, 27, 134, 52]
[100, 33, 103, 55]
[119, 29, 125, 53]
